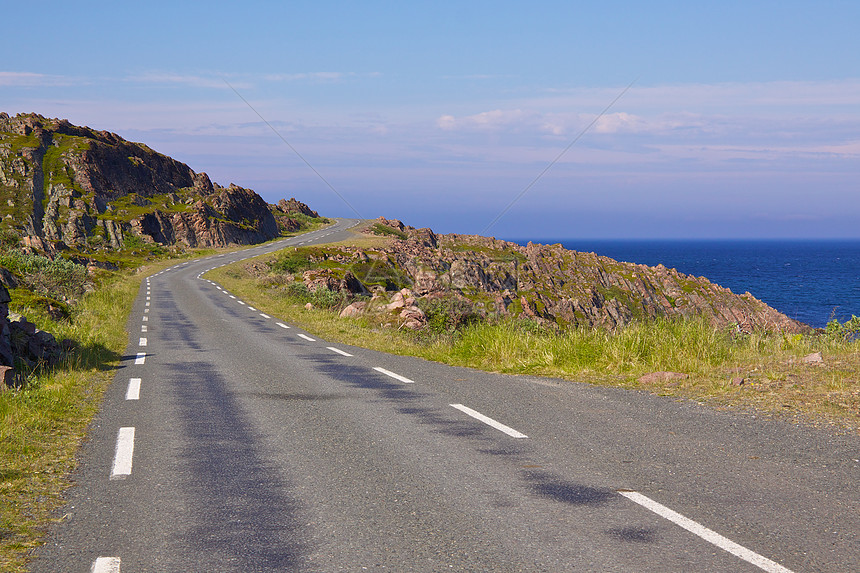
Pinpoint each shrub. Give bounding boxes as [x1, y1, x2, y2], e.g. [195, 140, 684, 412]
[310, 286, 349, 310]
[349, 260, 412, 291]
[269, 250, 318, 274]
[418, 296, 485, 334]
[122, 235, 147, 250]
[825, 315, 860, 342]
[0, 250, 88, 300]
[370, 222, 408, 240]
[283, 281, 311, 302]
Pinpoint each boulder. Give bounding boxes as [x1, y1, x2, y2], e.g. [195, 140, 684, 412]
[0, 365, 14, 390]
[801, 351, 823, 364]
[637, 371, 689, 384]
[339, 301, 367, 318]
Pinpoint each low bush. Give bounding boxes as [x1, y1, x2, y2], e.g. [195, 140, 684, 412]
[268, 249, 318, 274]
[825, 315, 860, 342]
[0, 251, 88, 300]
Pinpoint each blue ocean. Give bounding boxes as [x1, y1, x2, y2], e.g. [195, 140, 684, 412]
[508, 239, 860, 329]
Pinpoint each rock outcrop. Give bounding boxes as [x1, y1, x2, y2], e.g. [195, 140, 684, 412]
[0, 281, 66, 389]
[275, 217, 811, 334]
[0, 112, 284, 250]
[270, 197, 321, 234]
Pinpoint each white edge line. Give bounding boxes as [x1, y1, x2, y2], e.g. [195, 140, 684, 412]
[91, 556, 121, 573]
[617, 491, 794, 573]
[449, 403, 528, 438]
[373, 366, 415, 384]
[125, 378, 141, 400]
[110, 427, 135, 479]
[259, 313, 271, 319]
[276, 322, 290, 329]
[297, 333, 316, 342]
[327, 346, 353, 357]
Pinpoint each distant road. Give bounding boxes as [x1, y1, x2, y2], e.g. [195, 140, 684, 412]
[31, 218, 859, 572]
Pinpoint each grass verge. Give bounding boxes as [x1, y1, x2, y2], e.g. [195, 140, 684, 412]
[0, 270, 141, 571]
[210, 257, 860, 433]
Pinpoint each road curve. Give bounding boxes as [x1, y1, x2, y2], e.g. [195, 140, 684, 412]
[31, 219, 859, 572]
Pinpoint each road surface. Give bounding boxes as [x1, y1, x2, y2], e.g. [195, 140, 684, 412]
[31, 219, 859, 572]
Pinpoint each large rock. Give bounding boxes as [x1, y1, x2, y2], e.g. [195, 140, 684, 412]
[0, 113, 283, 250]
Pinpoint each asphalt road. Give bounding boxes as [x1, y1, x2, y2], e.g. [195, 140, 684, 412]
[31, 219, 859, 572]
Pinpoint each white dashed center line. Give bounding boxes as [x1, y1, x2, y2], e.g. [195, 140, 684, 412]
[141, 325, 147, 332]
[126, 378, 141, 400]
[91, 556, 121, 573]
[142, 316, 148, 322]
[327, 346, 353, 357]
[617, 491, 794, 573]
[138, 337, 147, 347]
[297, 333, 316, 342]
[110, 427, 135, 480]
[373, 367, 415, 384]
[134, 352, 146, 365]
[449, 404, 528, 438]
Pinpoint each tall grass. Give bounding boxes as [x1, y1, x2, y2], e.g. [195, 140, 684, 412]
[445, 318, 799, 376]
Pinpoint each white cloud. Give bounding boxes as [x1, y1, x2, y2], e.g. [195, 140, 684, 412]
[0, 71, 78, 86]
[535, 79, 860, 113]
[263, 71, 380, 82]
[127, 72, 244, 90]
[434, 109, 533, 131]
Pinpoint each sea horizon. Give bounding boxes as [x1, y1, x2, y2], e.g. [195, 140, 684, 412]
[504, 237, 860, 329]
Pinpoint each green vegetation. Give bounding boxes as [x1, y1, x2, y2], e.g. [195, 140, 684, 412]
[42, 135, 90, 197]
[825, 314, 860, 342]
[267, 247, 323, 273]
[0, 251, 88, 301]
[349, 258, 412, 290]
[0, 135, 40, 226]
[98, 190, 195, 222]
[369, 222, 408, 240]
[447, 243, 527, 264]
[0, 263, 145, 572]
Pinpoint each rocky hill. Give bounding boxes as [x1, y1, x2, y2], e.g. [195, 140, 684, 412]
[0, 112, 313, 253]
[278, 218, 810, 334]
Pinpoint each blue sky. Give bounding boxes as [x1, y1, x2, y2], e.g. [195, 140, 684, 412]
[2, 1, 859, 238]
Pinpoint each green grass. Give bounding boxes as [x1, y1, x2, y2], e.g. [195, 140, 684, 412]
[210, 258, 860, 431]
[0, 265, 146, 571]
